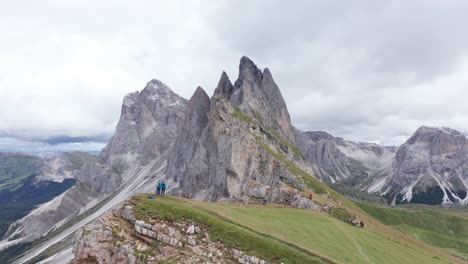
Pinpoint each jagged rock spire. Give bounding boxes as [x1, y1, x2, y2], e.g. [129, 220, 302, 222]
[213, 71, 235, 99]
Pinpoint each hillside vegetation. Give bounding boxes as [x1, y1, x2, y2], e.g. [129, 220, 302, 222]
[133, 195, 461, 264]
[0, 153, 43, 192]
[356, 201, 468, 259]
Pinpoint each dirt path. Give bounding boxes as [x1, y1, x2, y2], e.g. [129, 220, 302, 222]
[333, 221, 372, 263]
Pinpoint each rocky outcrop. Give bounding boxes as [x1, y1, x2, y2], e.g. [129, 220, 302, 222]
[71, 203, 269, 264]
[71, 218, 136, 264]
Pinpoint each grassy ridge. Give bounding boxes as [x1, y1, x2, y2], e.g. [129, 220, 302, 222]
[133, 195, 328, 263]
[133, 195, 455, 264]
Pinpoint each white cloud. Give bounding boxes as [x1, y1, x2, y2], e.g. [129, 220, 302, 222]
[0, 137, 105, 157]
[1, 0, 468, 151]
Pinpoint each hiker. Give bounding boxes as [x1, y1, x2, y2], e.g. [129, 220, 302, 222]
[360, 220, 365, 228]
[309, 192, 313, 200]
[156, 180, 162, 195]
[161, 181, 167, 195]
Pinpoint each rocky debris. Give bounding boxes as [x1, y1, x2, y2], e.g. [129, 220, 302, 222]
[71, 215, 136, 264]
[321, 203, 333, 212]
[113, 205, 136, 222]
[71, 203, 268, 264]
[232, 249, 268, 264]
[186, 224, 195, 234]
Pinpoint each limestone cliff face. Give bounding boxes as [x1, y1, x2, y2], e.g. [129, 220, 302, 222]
[383, 126, 468, 205]
[295, 130, 396, 187]
[98, 79, 187, 191]
[214, 56, 295, 144]
[167, 58, 317, 205]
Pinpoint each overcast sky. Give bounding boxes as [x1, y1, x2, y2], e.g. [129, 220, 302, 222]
[1, 0, 468, 154]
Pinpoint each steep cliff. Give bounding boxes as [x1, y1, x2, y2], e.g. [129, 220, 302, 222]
[167, 57, 318, 206]
[382, 126, 468, 205]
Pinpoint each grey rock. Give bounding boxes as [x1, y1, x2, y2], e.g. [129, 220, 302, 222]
[70, 220, 136, 264]
[167, 57, 315, 204]
[187, 236, 197, 246]
[187, 224, 195, 234]
[233, 249, 242, 258]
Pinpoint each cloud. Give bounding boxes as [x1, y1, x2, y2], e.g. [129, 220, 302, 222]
[0, 137, 105, 157]
[1, 0, 468, 150]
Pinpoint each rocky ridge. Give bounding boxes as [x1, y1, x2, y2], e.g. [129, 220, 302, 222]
[166, 57, 320, 207]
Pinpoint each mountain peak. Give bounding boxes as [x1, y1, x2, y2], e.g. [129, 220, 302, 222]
[147, 79, 171, 91]
[412, 126, 464, 138]
[304, 131, 334, 141]
[238, 56, 263, 83]
[192, 86, 209, 100]
[213, 71, 235, 99]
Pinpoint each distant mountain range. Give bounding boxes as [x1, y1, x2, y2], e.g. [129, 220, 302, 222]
[297, 126, 468, 205]
[0, 152, 95, 239]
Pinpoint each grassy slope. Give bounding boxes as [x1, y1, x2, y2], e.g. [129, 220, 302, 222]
[133, 195, 327, 264]
[133, 195, 459, 264]
[356, 201, 468, 259]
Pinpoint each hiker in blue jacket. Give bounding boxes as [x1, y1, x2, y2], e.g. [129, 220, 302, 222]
[156, 180, 162, 195]
[161, 181, 167, 195]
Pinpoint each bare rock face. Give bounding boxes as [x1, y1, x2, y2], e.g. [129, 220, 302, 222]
[71, 217, 136, 264]
[98, 79, 187, 190]
[167, 58, 319, 204]
[295, 130, 396, 187]
[214, 56, 295, 144]
[383, 126, 468, 205]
